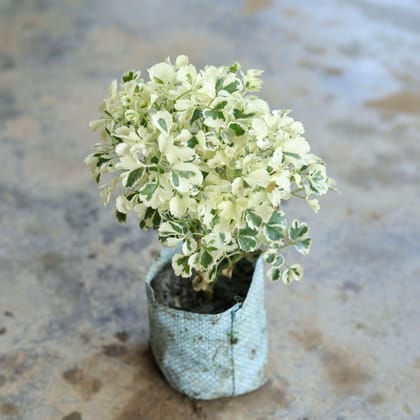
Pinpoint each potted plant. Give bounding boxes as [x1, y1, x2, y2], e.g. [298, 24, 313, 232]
[85, 56, 334, 400]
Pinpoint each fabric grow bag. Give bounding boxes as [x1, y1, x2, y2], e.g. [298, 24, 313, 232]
[145, 248, 268, 400]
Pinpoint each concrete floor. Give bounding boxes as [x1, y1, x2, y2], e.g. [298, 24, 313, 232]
[0, 0, 419, 419]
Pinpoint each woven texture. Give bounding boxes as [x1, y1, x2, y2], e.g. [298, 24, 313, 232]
[145, 248, 268, 400]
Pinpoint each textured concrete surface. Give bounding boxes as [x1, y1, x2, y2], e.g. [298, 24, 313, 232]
[0, 0, 419, 419]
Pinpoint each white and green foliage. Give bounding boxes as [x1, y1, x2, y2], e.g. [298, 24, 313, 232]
[86, 56, 334, 291]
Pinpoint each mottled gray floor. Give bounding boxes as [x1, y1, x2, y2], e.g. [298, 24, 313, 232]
[0, 0, 419, 419]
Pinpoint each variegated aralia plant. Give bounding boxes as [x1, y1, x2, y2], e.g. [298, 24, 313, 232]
[86, 56, 334, 292]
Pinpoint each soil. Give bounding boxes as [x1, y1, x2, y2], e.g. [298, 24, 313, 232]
[150, 258, 256, 314]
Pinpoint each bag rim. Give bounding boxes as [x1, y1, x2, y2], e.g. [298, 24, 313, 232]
[145, 247, 264, 319]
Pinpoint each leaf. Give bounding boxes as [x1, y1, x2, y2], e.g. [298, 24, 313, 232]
[215, 77, 225, 93]
[96, 157, 111, 167]
[171, 163, 203, 192]
[139, 182, 157, 200]
[274, 254, 285, 267]
[264, 252, 284, 268]
[140, 207, 160, 229]
[229, 122, 245, 136]
[153, 111, 172, 134]
[214, 100, 228, 110]
[271, 267, 281, 281]
[187, 136, 199, 148]
[204, 110, 225, 120]
[172, 253, 192, 277]
[190, 108, 202, 125]
[233, 109, 242, 119]
[295, 237, 312, 255]
[246, 211, 262, 228]
[282, 264, 304, 284]
[157, 118, 168, 133]
[229, 62, 240, 73]
[233, 109, 256, 119]
[283, 151, 300, 159]
[264, 211, 287, 241]
[307, 198, 320, 213]
[223, 80, 240, 93]
[182, 237, 197, 255]
[148, 62, 175, 84]
[126, 192, 137, 200]
[264, 252, 275, 264]
[267, 211, 287, 226]
[237, 226, 258, 251]
[308, 169, 328, 194]
[200, 250, 213, 269]
[122, 70, 140, 82]
[126, 167, 144, 187]
[159, 221, 184, 238]
[171, 171, 180, 187]
[289, 220, 308, 241]
[169, 221, 183, 234]
[152, 209, 161, 228]
[169, 195, 188, 217]
[116, 209, 127, 223]
[177, 170, 196, 179]
[264, 225, 284, 241]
